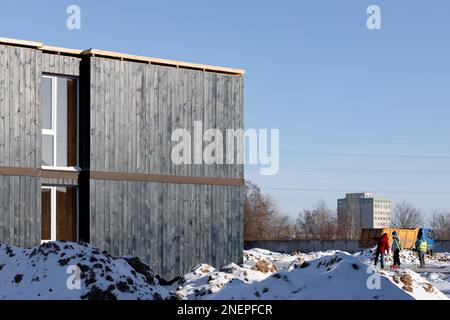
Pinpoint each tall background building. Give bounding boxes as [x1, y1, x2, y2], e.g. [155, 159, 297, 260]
[337, 192, 391, 239]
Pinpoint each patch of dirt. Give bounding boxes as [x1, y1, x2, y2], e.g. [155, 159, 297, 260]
[254, 260, 277, 273]
[400, 274, 413, 287]
[423, 283, 434, 293]
[402, 285, 413, 293]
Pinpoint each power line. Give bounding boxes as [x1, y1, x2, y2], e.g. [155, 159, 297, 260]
[244, 149, 450, 159]
[245, 166, 450, 175]
[278, 150, 450, 160]
[280, 134, 450, 148]
[260, 186, 450, 196]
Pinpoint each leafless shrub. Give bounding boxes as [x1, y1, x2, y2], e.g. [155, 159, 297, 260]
[391, 201, 424, 228]
[429, 210, 450, 240]
[243, 180, 296, 240]
[296, 200, 338, 240]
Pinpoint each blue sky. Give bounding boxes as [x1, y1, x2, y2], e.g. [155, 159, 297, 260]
[1, 0, 449, 219]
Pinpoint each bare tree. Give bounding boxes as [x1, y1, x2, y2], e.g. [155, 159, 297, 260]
[244, 180, 273, 240]
[296, 200, 338, 240]
[429, 210, 450, 240]
[391, 201, 423, 228]
[270, 213, 297, 240]
[244, 180, 296, 240]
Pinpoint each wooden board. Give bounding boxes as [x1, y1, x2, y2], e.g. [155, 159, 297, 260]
[0, 37, 244, 76]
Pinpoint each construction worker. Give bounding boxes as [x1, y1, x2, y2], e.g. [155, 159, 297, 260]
[415, 236, 428, 268]
[391, 231, 401, 269]
[374, 233, 389, 269]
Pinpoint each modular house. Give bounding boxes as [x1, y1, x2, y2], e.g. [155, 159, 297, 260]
[0, 38, 244, 278]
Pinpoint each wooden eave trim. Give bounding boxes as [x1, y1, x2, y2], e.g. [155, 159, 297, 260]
[0, 37, 245, 76]
[0, 37, 43, 49]
[41, 45, 84, 56]
[83, 49, 245, 75]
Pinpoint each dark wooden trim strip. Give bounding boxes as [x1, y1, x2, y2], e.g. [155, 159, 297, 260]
[0, 166, 41, 177]
[0, 166, 79, 179]
[89, 171, 244, 186]
[0, 167, 244, 186]
[40, 170, 80, 180]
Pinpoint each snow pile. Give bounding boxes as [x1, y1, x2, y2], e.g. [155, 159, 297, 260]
[173, 251, 447, 300]
[243, 249, 295, 271]
[0, 241, 172, 300]
[171, 263, 270, 300]
[243, 248, 340, 271]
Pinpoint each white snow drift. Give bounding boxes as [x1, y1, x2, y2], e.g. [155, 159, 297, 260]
[173, 250, 447, 300]
[0, 241, 448, 300]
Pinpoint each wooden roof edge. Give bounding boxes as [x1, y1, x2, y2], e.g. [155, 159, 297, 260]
[41, 45, 85, 55]
[0, 37, 43, 48]
[83, 49, 245, 75]
[0, 37, 245, 76]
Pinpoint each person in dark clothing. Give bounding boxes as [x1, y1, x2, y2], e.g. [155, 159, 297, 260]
[374, 233, 390, 269]
[391, 231, 401, 269]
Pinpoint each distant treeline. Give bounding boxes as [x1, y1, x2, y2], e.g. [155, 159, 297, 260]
[244, 180, 450, 241]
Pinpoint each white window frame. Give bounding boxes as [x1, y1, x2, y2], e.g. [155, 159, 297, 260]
[41, 186, 79, 243]
[42, 74, 80, 171]
[41, 186, 56, 243]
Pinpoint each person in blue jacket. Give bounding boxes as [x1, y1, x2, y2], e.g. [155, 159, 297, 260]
[391, 231, 401, 269]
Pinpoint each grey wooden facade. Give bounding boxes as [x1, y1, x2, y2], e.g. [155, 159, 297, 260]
[0, 39, 244, 278]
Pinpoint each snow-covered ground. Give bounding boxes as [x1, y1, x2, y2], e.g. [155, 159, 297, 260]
[424, 272, 450, 297]
[171, 248, 449, 300]
[354, 247, 450, 267]
[354, 247, 450, 298]
[1, 241, 449, 300]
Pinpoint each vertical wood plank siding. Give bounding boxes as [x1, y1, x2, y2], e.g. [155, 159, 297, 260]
[0, 45, 243, 279]
[0, 45, 42, 247]
[89, 58, 244, 178]
[89, 57, 244, 278]
[0, 45, 81, 247]
[0, 45, 42, 168]
[41, 53, 81, 76]
[89, 180, 243, 277]
[0, 173, 41, 247]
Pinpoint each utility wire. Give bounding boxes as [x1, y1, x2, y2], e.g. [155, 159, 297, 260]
[278, 150, 450, 160]
[245, 166, 450, 175]
[280, 134, 450, 148]
[260, 186, 450, 196]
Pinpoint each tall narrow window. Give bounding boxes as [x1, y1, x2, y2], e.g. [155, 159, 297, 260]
[41, 75, 78, 168]
[41, 186, 78, 242]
